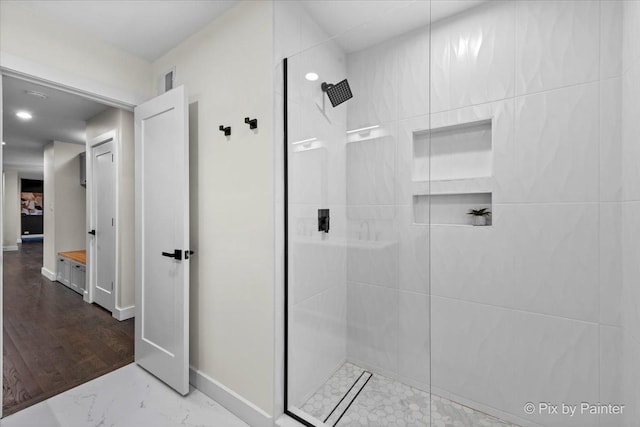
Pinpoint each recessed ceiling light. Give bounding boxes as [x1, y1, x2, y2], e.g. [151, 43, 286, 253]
[305, 72, 319, 81]
[16, 111, 33, 120]
[24, 90, 48, 100]
[1, 141, 6, 146]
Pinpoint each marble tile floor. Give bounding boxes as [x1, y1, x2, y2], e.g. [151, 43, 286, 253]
[301, 363, 520, 427]
[0, 363, 248, 427]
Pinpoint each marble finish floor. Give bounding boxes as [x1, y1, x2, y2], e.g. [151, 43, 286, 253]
[301, 363, 520, 427]
[0, 364, 248, 427]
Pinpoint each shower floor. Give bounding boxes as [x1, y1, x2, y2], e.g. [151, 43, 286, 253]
[301, 363, 520, 427]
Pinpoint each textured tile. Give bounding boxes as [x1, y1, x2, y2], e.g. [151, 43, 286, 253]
[397, 26, 430, 120]
[346, 126, 397, 206]
[515, 0, 599, 95]
[622, 202, 640, 343]
[430, 19, 451, 113]
[397, 205, 429, 294]
[290, 285, 347, 407]
[431, 296, 600, 427]
[431, 203, 599, 322]
[397, 291, 430, 387]
[622, 0, 640, 72]
[347, 39, 398, 129]
[513, 82, 599, 203]
[347, 282, 399, 374]
[600, 202, 622, 326]
[599, 326, 624, 427]
[600, 77, 622, 202]
[600, 0, 623, 79]
[621, 61, 640, 202]
[449, 1, 515, 109]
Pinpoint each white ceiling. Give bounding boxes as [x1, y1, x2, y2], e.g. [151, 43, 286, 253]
[302, 0, 486, 52]
[17, 0, 238, 61]
[2, 76, 109, 174]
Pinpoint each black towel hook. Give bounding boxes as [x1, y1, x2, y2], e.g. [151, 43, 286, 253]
[219, 125, 231, 136]
[244, 117, 258, 130]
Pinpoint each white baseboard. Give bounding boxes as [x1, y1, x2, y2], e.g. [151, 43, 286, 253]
[189, 367, 273, 427]
[3, 245, 18, 251]
[112, 305, 135, 321]
[41, 267, 57, 281]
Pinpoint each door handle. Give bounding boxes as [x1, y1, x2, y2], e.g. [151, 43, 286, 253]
[161, 249, 183, 260]
[88, 230, 96, 235]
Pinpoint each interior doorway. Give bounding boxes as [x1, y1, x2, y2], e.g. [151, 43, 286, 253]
[1, 75, 134, 415]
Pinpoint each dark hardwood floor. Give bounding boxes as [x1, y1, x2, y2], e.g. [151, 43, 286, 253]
[2, 242, 134, 415]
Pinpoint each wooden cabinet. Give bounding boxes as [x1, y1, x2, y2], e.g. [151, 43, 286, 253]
[57, 252, 86, 295]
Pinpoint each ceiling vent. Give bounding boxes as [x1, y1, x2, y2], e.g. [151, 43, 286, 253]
[157, 67, 176, 94]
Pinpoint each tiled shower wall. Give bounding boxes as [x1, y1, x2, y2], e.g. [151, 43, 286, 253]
[344, 2, 626, 427]
[621, 1, 640, 426]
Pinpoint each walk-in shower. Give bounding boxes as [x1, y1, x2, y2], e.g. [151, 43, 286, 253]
[280, 1, 635, 426]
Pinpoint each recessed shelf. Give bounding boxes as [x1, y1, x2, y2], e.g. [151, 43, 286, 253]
[413, 192, 492, 226]
[412, 119, 493, 182]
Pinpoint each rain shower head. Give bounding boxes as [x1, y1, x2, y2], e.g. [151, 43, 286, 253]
[321, 79, 353, 107]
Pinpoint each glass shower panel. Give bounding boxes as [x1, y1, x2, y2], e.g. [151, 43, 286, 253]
[284, 2, 432, 426]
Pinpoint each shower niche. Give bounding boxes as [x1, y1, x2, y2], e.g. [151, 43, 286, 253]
[412, 119, 494, 226]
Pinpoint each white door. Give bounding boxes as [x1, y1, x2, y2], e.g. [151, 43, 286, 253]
[92, 141, 116, 312]
[134, 86, 189, 395]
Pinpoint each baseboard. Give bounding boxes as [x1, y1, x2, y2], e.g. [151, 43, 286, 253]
[112, 305, 135, 321]
[3, 245, 18, 251]
[41, 267, 57, 281]
[189, 367, 273, 427]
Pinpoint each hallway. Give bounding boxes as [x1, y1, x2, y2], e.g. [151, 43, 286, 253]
[2, 242, 134, 415]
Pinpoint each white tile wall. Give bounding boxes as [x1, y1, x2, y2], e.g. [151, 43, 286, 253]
[515, 0, 600, 96]
[432, 296, 600, 427]
[600, 77, 622, 202]
[449, 1, 515, 109]
[346, 281, 399, 375]
[621, 2, 640, 421]
[290, 285, 347, 406]
[513, 83, 599, 203]
[599, 325, 624, 427]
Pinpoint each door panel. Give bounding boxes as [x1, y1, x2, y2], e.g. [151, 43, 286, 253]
[135, 86, 189, 395]
[93, 140, 115, 312]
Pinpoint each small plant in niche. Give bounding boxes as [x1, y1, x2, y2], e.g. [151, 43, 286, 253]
[467, 208, 491, 226]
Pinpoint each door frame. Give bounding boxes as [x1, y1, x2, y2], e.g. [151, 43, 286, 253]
[87, 130, 119, 313]
[0, 59, 138, 419]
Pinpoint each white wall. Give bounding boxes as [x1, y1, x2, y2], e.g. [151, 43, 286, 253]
[42, 144, 55, 274]
[621, 1, 640, 425]
[2, 171, 20, 249]
[43, 141, 86, 276]
[152, 1, 275, 418]
[86, 107, 135, 310]
[0, 1, 152, 104]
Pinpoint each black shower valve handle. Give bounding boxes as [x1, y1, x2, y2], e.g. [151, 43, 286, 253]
[219, 125, 231, 136]
[244, 117, 258, 130]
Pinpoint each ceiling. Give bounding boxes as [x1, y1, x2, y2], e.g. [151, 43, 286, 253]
[16, 0, 238, 61]
[2, 76, 109, 175]
[302, 0, 486, 52]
